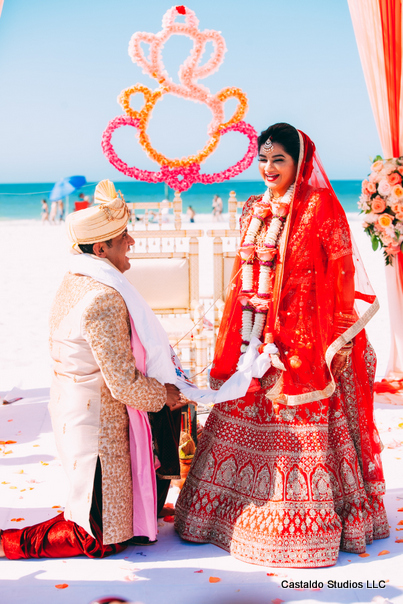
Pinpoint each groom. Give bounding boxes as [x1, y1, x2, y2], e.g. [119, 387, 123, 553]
[0, 180, 186, 559]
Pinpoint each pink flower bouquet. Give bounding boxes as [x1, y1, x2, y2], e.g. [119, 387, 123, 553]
[359, 156, 403, 265]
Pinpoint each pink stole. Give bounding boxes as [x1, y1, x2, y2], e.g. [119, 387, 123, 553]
[127, 317, 158, 540]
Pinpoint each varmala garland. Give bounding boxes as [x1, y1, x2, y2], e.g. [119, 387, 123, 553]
[239, 184, 294, 355]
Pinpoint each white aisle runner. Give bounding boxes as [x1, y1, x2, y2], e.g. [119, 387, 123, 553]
[1, 389, 403, 604]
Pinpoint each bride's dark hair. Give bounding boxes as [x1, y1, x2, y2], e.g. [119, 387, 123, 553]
[258, 123, 300, 164]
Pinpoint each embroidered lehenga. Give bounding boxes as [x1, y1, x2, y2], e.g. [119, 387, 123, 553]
[175, 131, 389, 568]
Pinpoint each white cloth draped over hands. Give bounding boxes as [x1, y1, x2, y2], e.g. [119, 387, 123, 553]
[69, 254, 278, 403]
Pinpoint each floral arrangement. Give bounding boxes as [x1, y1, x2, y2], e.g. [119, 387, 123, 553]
[101, 5, 257, 192]
[239, 185, 294, 355]
[359, 156, 403, 265]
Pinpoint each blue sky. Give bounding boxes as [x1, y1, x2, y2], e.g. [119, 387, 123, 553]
[0, 0, 381, 182]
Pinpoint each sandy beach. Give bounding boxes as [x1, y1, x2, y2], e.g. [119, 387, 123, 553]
[1, 214, 402, 604]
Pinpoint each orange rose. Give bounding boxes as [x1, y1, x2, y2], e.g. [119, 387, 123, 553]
[387, 172, 401, 186]
[393, 185, 403, 199]
[396, 210, 403, 221]
[392, 202, 402, 213]
[378, 213, 393, 229]
[372, 197, 386, 213]
[371, 160, 384, 172]
[362, 179, 370, 195]
[385, 244, 400, 256]
[367, 182, 377, 194]
[398, 166, 403, 175]
[381, 234, 394, 246]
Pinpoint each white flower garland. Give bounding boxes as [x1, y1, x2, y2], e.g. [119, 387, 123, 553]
[239, 185, 294, 353]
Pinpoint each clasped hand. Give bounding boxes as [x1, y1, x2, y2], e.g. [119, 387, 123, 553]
[164, 383, 187, 411]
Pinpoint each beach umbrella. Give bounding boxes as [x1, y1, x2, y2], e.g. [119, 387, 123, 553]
[49, 175, 87, 201]
[348, 0, 403, 379]
[49, 175, 87, 217]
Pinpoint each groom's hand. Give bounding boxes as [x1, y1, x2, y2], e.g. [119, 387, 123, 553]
[164, 384, 185, 411]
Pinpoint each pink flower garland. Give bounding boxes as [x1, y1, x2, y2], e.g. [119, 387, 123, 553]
[102, 117, 257, 192]
[102, 5, 257, 191]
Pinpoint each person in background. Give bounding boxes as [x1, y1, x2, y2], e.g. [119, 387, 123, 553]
[49, 200, 58, 224]
[41, 199, 49, 223]
[78, 192, 92, 207]
[57, 199, 65, 222]
[186, 206, 196, 223]
[212, 194, 223, 221]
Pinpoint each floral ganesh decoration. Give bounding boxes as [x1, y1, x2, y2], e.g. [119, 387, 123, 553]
[101, 5, 257, 192]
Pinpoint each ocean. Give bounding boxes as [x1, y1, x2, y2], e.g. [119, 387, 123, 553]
[0, 180, 362, 220]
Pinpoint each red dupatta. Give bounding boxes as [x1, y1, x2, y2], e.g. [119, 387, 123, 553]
[210, 131, 379, 406]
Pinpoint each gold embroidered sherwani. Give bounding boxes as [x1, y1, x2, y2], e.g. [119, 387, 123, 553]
[48, 272, 166, 545]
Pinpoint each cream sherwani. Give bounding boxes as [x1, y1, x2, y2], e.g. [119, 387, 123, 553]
[48, 271, 166, 545]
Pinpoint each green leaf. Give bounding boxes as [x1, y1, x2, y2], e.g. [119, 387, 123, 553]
[372, 237, 379, 251]
[372, 154, 383, 162]
[401, 241, 403, 252]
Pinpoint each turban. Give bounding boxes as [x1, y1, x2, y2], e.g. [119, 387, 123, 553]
[66, 180, 129, 253]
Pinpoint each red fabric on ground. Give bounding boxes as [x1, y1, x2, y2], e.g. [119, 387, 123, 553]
[2, 458, 127, 559]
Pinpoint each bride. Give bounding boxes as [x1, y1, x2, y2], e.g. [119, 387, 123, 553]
[175, 123, 389, 567]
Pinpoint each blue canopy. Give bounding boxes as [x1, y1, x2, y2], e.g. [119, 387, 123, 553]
[49, 176, 87, 201]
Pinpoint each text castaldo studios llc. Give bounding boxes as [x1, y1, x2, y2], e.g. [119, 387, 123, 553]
[281, 579, 387, 589]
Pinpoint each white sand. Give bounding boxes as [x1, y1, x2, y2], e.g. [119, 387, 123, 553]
[1, 215, 402, 604]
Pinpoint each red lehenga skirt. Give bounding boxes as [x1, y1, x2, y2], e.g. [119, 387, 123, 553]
[175, 340, 389, 568]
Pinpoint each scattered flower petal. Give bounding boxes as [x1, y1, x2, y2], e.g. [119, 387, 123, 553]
[1, 481, 10, 484]
[209, 577, 221, 583]
[40, 462, 49, 466]
[194, 570, 203, 573]
[10, 518, 25, 522]
[271, 599, 284, 604]
[163, 515, 175, 523]
[378, 550, 390, 556]
[398, 520, 403, 525]
[52, 505, 62, 508]
[359, 553, 370, 557]
[395, 539, 403, 543]
[55, 584, 69, 589]
[398, 507, 403, 512]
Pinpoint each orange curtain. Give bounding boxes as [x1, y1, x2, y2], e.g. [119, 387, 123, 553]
[348, 0, 403, 380]
[378, 0, 402, 156]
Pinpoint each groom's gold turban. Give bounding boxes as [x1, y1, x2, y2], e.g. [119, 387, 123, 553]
[66, 180, 129, 253]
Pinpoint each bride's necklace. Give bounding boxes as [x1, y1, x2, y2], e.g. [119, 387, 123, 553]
[239, 184, 294, 354]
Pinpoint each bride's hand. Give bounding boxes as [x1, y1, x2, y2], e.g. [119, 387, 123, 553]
[331, 353, 347, 378]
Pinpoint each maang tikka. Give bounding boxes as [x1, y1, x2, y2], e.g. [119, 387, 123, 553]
[263, 137, 274, 153]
